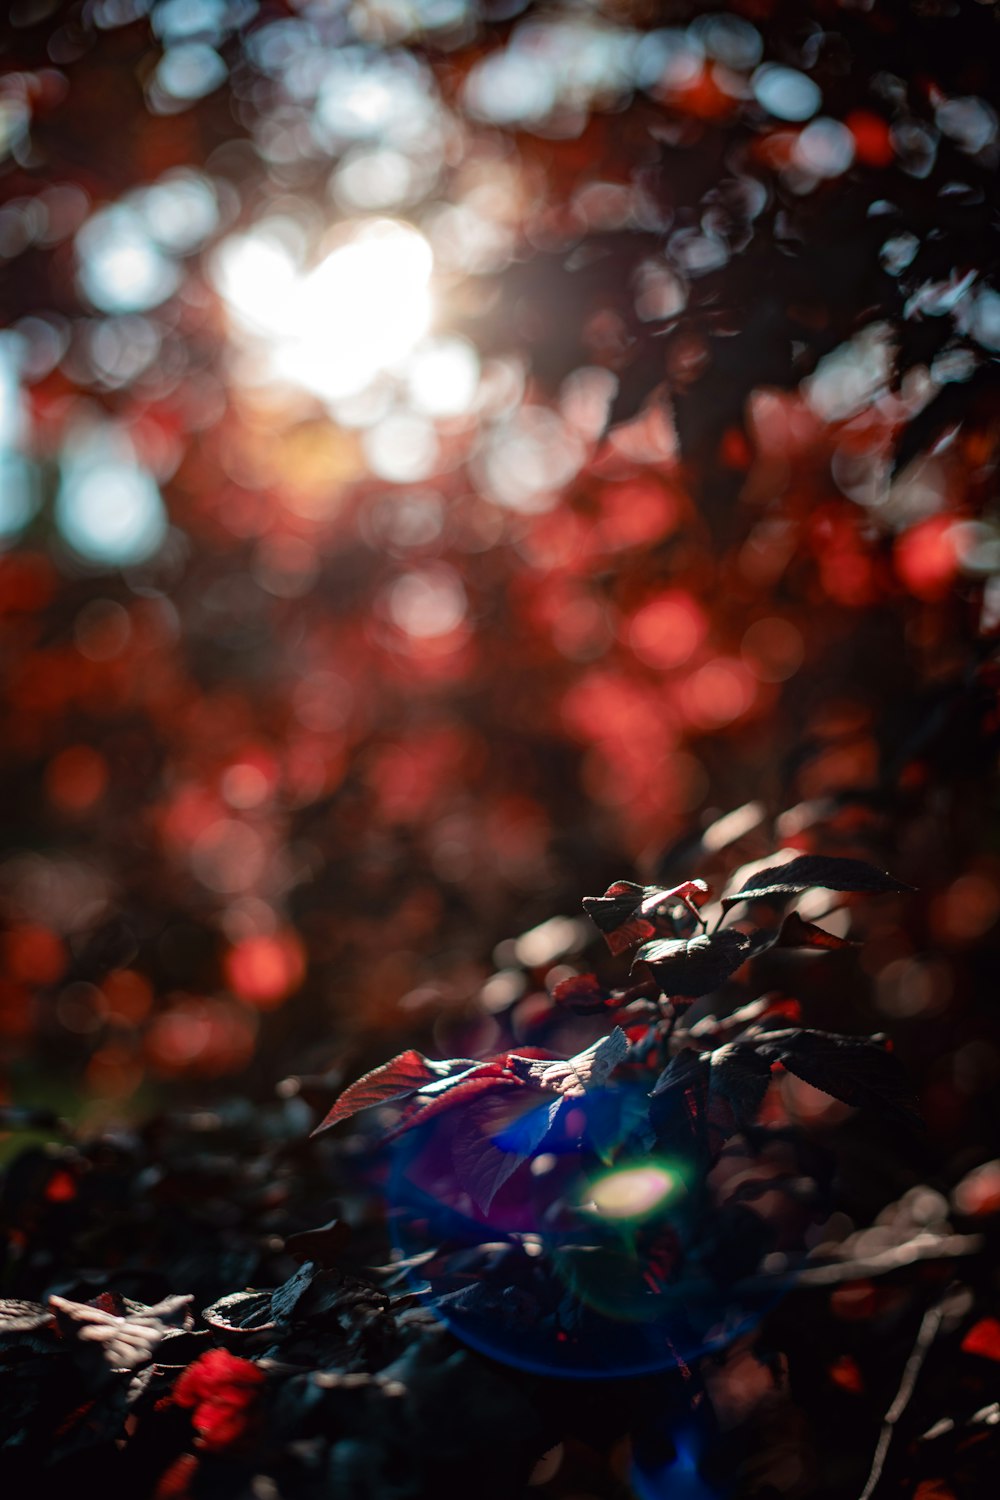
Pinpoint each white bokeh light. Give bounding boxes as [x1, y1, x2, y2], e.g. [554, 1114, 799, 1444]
[55, 424, 167, 567]
[212, 217, 434, 404]
[405, 337, 479, 416]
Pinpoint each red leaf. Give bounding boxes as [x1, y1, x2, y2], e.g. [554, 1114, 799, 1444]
[583, 879, 712, 956]
[312, 1050, 478, 1134]
[639, 880, 711, 918]
[962, 1318, 1000, 1361]
[776, 911, 855, 951]
[451, 1091, 560, 1211]
[606, 915, 656, 957]
[518, 1027, 629, 1097]
[551, 972, 613, 1013]
[45, 1169, 77, 1202]
[385, 1060, 518, 1136]
[744, 912, 855, 961]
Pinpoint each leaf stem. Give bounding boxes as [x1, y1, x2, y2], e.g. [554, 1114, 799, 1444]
[680, 896, 708, 931]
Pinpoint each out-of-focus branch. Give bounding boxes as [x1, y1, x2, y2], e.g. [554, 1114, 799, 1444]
[858, 1286, 957, 1500]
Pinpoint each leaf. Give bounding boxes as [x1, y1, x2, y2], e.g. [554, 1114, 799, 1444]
[517, 1027, 630, 1098]
[745, 911, 856, 960]
[269, 1262, 315, 1325]
[722, 854, 912, 910]
[551, 973, 614, 1013]
[582, 880, 651, 954]
[774, 911, 856, 951]
[633, 929, 753, 997]
[650, 1042, 772, 1152]
[386, 1059, 518, 1136]
[649, 1048, 709, 1155]
[583, 879, 711, 955]
[639, 880, 711, 918]
[0, 1299, 51, 1334]
[451, 1092, 562, 1212]
[311, 1050, 478, 1135]
[201, 1290, 276, 1333]
[708, 1043, 774, 1130]
[753, 1029, 921, 1125]
[49, 1293, 194, 1372]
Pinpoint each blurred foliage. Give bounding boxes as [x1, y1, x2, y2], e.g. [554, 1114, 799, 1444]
[0, 0, 995, 1148]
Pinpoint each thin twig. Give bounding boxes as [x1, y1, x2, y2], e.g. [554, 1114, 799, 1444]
[731, 1232, 982, 1298]
[858, 1284, 955, 1500]
[790, 1234, 982, 1289]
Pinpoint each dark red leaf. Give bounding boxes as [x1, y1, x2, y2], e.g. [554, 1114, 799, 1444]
[516, 1027, 630, 1097]
[155, 1455, 199, 1500]
[551, 972, 614, 1013]
[745, 911, 855, 960]
[753, 1029, 921, 1125]
[649, 1048, 710, 1155]
[386, 1060, 519, 1136]
[633, 929, 753, 998]
[725, 994, 804, 1030]
[49, 1292, 194, 1370]
[311, 1050, 478, 1134]
[775, 911, 855, 951]
[582, 880, 647, 949]
[583, 879, 712, 955]
[722, 854, 912, 910]
[639, 879, 711, 919]
[451, 1091, 561, 1211]
[708, 1043, 774, 1129]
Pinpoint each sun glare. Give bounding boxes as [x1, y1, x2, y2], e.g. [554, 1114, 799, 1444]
[212, 218, 434, 406]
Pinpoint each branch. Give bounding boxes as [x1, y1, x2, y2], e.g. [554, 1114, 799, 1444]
[790, 1234, 982, 1289]
[733, 1232, 982, 1296]
[858, 1285, 956, 1500]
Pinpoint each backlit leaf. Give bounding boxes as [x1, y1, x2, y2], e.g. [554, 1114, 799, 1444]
[312, 1050, 479, 1135]
[722, 855, 911, 910]
[583, 879, 711, 955]
[518, 1027, 630, 1098]
[754, 1028, 921, 1125]
[633, 929, 753, 997]
[451, 1092, 562, 1212]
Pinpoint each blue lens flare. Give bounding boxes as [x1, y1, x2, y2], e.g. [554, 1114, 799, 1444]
[384, 1080, 783, 1379]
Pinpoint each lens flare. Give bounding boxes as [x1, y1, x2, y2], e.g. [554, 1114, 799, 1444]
[385, 1083, 780, 1379]
[587, 1163, 681, 1221]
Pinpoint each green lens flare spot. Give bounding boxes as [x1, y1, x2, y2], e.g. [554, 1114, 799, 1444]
[586, 1163, 683, 1222]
